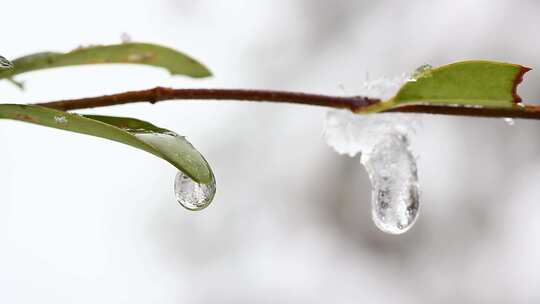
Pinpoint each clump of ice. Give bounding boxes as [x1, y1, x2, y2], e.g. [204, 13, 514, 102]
[358, 74, 410, 100]
[324, 110, 420, 157]
[324, 73, 422, 234]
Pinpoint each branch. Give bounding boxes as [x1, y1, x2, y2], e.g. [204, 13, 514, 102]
[35, 87, 380, 112]
[34, 87, 540, 120]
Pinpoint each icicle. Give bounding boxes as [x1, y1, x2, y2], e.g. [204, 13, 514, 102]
[324, 111, 421, 234]
[361, 132, 419, 234]
[324, 68, 425, 234]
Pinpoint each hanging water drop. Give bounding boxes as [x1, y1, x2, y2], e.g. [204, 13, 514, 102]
[361, 133, 419, 234]
[503, 118, 515, 126]
[174, 171, 216, 211]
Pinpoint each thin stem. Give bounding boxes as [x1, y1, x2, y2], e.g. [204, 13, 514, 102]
[34, 86, 540, 120]
[36, 87, 380, 112]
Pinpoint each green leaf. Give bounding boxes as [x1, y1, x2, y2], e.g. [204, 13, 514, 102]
[391, 60, 530, 108]
[0, 104, 214, 184]
[0, 42, 212, 82]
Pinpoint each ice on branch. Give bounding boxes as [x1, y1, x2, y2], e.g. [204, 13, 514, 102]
[323, 72, 423, 234]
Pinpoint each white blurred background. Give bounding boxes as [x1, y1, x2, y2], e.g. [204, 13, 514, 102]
[1, 0, 540, 302]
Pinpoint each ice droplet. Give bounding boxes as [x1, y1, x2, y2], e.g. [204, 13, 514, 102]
[54, 115, 68, 124]
[409, 64, 433, 81]
[120, 32, 132, 43]
[503, 118, 515, 126]
[411, 64, 433, 79]
[362, 133, 419, 234]
[174, 171, 216, 211]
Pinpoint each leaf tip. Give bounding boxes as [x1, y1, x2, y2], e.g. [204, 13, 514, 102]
[513, 65, 532, 104]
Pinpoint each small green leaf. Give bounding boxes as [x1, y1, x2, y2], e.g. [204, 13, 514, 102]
[0, 42, 212, 82]
[391, 60, 530, 108]
[0, 104, 214, 184]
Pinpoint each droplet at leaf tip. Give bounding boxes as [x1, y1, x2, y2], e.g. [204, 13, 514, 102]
[0, 104, 215, 188]
[175, 171, 216, 211]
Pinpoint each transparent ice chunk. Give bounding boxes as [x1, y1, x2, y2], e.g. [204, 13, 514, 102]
[324, 110, 420, 234]
[362, 133, 419, 234]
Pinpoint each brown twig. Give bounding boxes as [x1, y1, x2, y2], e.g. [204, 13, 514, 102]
[34, 86, 540, 120]
[36, 87, 380, 112]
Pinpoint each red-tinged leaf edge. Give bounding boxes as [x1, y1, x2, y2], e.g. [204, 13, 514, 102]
[513, 66, 532, 104]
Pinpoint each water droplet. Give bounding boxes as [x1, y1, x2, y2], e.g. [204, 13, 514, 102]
[174, 171, 215, 211]
[361, 133, 419, 234]
[120, 32, 132, 43]
[503, 118, 515, 126]
[409, 64, 433, 81]
[54, 115, 68, 124]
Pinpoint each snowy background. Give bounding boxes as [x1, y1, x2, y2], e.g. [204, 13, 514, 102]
[1, 0, 540, 302]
